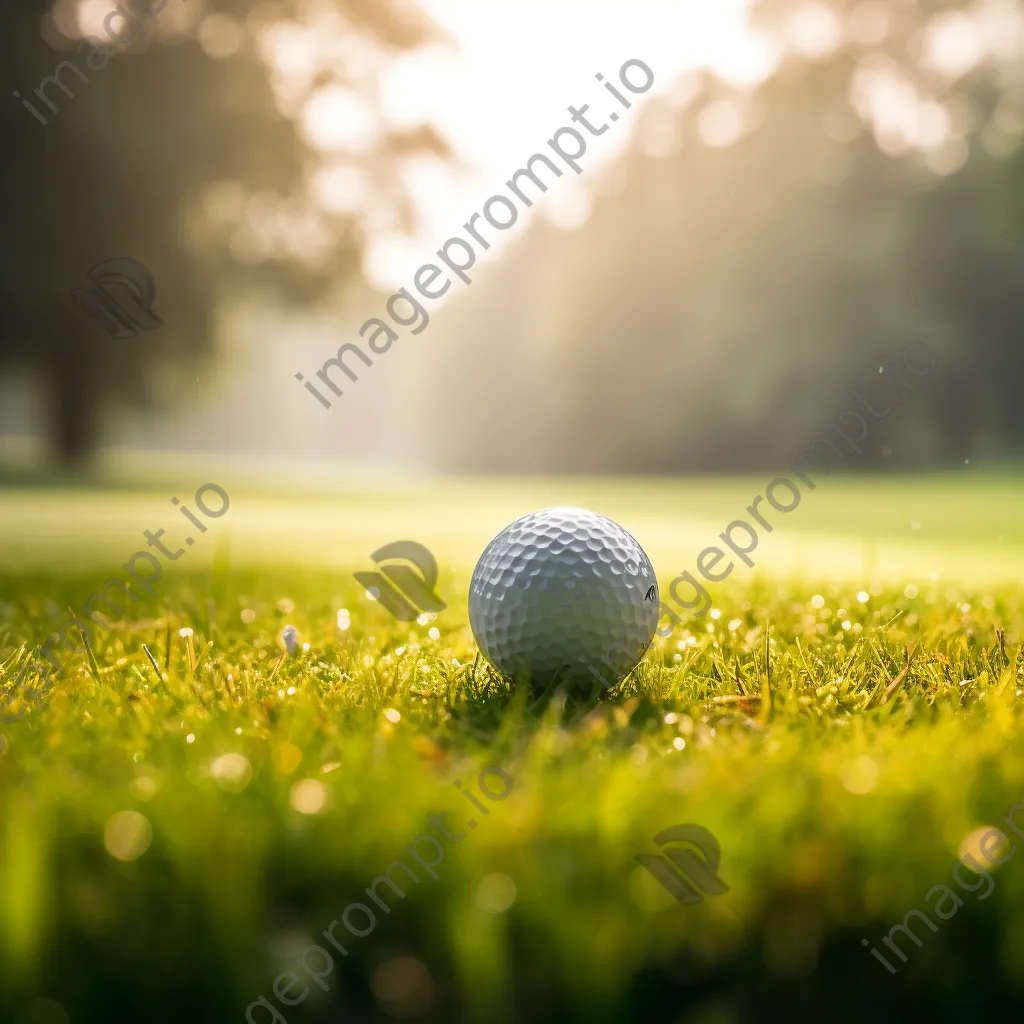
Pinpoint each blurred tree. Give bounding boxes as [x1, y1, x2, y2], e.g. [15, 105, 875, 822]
[421, 0, 1024, 473]
[0, 0, 449, 464]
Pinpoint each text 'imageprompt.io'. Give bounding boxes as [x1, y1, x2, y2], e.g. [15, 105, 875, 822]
[864, 802, 1024, 975]
[13, 1, 184, 127]
[295, 57, 654, 411]
[0, 482, 230, 723]
[244, 765, 515, 1024]
[666, 341, 938, 621]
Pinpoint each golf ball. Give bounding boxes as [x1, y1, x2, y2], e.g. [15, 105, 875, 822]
[468, 507, 660, 691]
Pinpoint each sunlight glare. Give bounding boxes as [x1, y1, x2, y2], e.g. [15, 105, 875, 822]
[788, 2, 843, 61]
[302, 87, 377, 154]
[922, 11, 984, 81]
[312, 164, 370, 216]
[847, 1, 892, 47]
[698, 99, 745, 148]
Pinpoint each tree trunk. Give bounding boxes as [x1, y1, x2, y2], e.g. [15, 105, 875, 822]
[47, 323, 99, 466]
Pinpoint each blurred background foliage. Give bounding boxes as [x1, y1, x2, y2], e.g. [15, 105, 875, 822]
[0, 0, 448, 464]
[1, 1, 1023, 472]
[421, 0, 1024, 472]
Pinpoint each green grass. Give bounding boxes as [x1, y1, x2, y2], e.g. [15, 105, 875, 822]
[2, 473, 1024, 1023]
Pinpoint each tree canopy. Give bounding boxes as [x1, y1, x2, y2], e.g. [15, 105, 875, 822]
[0, 0, 449, 463]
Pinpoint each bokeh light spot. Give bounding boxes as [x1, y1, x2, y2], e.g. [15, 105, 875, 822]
[104, 811, 152, 862]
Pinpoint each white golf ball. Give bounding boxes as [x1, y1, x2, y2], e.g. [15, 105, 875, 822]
[468, 507, 660, 691]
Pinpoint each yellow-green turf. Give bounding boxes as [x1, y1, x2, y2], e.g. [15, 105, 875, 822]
[1, 473, 1023, 1022]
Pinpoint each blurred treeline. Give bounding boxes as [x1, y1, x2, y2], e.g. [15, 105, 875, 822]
[2, 0, 1024, 475]
[420, 0, 1024, 473]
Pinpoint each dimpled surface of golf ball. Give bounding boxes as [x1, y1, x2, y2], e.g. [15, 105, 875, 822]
[468, 507, 659, 690]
